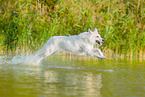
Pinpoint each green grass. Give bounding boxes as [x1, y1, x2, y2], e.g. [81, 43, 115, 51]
[0, 0, 145, 58]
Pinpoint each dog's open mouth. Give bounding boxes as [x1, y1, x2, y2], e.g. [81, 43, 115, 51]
[96, 40, 102, 46]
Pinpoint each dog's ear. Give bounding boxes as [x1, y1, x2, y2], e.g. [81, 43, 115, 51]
[88, 29, 93, 34]
[94, 28, 98, 33]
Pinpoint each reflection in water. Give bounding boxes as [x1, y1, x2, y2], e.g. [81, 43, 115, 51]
[43, 70, 58, 95]
[43, 68, 103, 96]
[85, 73, 102, 97]
[44, 70, 58, 84]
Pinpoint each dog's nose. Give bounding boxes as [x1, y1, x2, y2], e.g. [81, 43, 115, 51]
[102, 39, 104, 42]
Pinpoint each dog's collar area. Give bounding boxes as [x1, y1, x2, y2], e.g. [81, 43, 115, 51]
[96, 40, 102, 46]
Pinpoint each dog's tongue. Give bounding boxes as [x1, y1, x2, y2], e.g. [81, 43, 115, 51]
[100, 42, 102, 46]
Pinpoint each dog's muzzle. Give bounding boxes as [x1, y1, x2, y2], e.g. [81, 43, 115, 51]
[96, 39, 104, 46]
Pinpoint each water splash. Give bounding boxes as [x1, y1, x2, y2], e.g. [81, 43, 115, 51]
[0, 54, 43, 66]
[0, 56, 9, 64]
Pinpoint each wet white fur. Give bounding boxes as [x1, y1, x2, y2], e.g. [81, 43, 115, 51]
[35, 28, 105, 63]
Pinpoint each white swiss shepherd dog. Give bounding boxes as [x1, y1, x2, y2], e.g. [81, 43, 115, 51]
[35, 28, 105, 62]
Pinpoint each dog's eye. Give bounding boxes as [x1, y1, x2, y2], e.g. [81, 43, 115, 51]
[96, 36, 99, 38]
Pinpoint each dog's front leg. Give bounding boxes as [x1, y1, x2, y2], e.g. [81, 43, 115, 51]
[93, 48, 105, 58]
[85, 50, 105, 59]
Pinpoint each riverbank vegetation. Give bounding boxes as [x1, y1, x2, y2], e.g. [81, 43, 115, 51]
[0, 0, 145, 58]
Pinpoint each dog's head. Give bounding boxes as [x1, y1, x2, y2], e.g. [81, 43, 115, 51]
[88, 28, 104, 46]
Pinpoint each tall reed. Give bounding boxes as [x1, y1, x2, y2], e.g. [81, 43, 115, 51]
[0, 0, 145, 58]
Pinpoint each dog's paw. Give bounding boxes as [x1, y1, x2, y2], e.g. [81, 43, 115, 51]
[99, 56, 106, 59]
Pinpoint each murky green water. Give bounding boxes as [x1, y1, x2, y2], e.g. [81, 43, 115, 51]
[0, 55, 145, 97]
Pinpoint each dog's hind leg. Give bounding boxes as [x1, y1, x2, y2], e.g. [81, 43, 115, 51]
[43, 48, 58, 57]
[34, 47, 58, 63]
[34, 47, 46, 63]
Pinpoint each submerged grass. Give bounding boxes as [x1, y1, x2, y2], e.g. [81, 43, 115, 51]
[0, 0, 145, 59]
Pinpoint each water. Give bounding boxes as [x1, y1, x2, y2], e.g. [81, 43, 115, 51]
[0, 55, 145, 97]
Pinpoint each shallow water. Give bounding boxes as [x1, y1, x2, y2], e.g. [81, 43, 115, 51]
[0, 55, 145, 97]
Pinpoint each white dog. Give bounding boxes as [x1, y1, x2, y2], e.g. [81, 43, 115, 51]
[35, 28, 105, 62]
